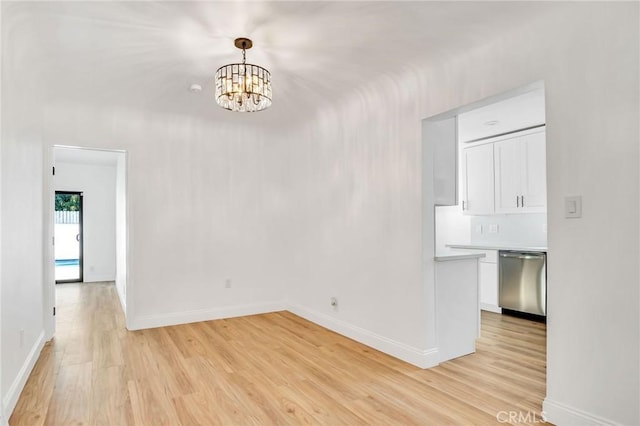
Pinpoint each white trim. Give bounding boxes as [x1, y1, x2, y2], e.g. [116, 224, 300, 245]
[115, 281, 126, 313]
[461, 123, 545, 147]
[0, 3, 4, 421]
[2, 331, 45, 420]
[53, 145, 127, 156]
[84, 274, 116, 283]
[287, 303, 439, 369]
[44, 146, 56, 341]
[127, 301, 286, 330]
[47, 146, 130, 340]
[480, 303, 502, 314]
[543, 398, 621, 426]
[127, 300, 440, 369]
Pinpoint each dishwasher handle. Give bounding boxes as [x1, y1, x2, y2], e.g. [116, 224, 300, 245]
[499, 252, 545, 260]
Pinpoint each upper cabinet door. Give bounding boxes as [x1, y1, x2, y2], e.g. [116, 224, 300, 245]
[494, 138, 522, 214]
[494, 129, 547, 214]
[462, 143, 495, 215]
[520, 131, 547, 212]
[426, 116, 458, 206]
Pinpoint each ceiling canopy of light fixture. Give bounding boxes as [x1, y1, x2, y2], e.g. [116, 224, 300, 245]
[215, 38, 272, 113]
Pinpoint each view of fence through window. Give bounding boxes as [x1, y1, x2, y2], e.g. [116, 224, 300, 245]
[55, 192, 82, 282]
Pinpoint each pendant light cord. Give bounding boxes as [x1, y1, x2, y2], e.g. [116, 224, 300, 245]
[242, 42, 247, 65]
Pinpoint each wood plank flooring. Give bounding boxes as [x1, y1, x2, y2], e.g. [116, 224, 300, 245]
[10, 282, 548, 425]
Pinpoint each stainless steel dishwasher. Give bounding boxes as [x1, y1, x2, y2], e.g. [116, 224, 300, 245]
[498, 251, 546, 316]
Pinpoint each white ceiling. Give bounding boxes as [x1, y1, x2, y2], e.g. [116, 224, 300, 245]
[5, 1, 562, 125]
[457, 89, 546, 142]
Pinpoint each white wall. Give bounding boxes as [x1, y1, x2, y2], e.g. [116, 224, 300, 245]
[435, 205, 470, 254]
[54, 161, 117, 282]
[469, 213, 547, 247]
[284, 3, 638, 425]
[1, 2, 638, 425]
[284, 82, 430, 361]
[43, 106, 292, 329]
[0, 3, 46, 418]
[0, 4, 4, 422]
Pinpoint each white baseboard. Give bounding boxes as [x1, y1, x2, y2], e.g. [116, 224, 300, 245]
[83, 274, 116, 283]
[3, 331, 45, 420]
[127, 301, 438, 369]
[128, 301, 286, 330]
[543, 397, 620, 425]
[480, 303, 502, 314]
[287, 303, 439, 369]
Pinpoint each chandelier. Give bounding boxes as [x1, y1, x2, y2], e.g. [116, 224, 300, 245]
[215, 38, 272, 112]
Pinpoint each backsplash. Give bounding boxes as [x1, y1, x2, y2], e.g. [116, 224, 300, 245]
[470, 213, 547, 247]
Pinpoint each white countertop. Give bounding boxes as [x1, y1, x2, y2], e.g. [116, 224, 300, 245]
[434, 250, 486, 262]
[447, 243, 547, 252]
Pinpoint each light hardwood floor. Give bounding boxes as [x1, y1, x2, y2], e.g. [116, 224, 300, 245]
[10, 282, 548, 425]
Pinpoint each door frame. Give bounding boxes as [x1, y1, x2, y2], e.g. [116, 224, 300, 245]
[45, 145, 130, 341]
[426, 81, 547, 336]
[54, 190, 84, 284]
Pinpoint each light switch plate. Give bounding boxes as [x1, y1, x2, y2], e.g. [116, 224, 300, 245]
[565, 196, 582, 218]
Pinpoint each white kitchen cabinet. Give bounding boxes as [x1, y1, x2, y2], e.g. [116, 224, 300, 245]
[462, 143, 494, 215]
[522, 131, 547, 210]
[494, 129, 547, 213]
[478, 250, 500, 313]
[427, 116, 458, 206]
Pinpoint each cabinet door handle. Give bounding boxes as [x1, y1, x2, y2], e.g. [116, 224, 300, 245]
[516, 196, 520, 207]
[462, 200, 467, 210]
[521, 195, 524, 207]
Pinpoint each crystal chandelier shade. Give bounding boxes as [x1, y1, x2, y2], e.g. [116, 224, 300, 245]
[215, 38, 272, 112]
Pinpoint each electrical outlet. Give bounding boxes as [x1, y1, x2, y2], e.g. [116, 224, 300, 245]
[330, 297, 338, 308]
[225, 279, 232, 289]
[489, 224, 499, 234]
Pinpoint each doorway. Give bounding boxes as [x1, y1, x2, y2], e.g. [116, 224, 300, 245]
[428, 81, 548, 337]
[54, 191, 83, 283]
[45, 146, 129, 341]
